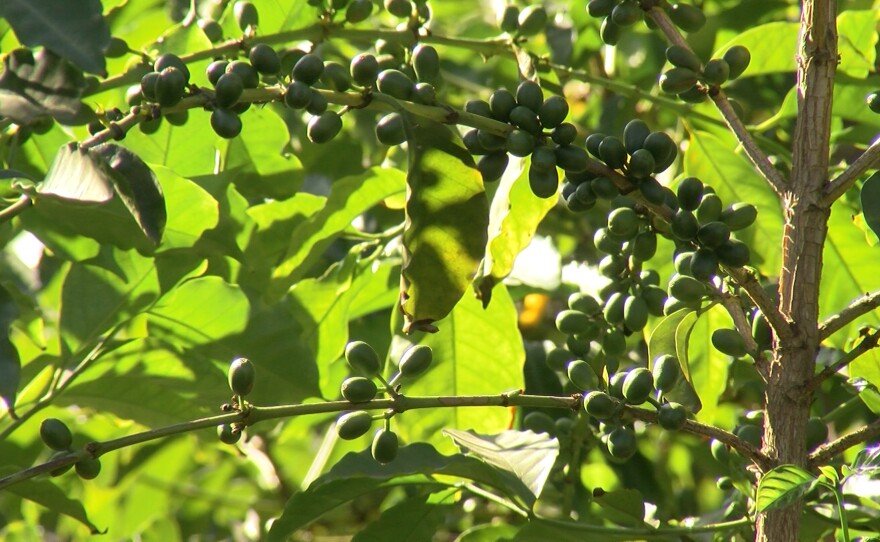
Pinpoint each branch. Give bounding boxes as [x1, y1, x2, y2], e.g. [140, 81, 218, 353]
[824, 135, 880, 204]
[624, 405, 772, 471]
[809, 417, 880, 468]
[645, 7, 786, 195]
[0, 194, 32, 223]
[725, 266, 794, 344]
[819, 290, 880, 341]
[718, 291, 768, 378]
[806, 328, 880, 393]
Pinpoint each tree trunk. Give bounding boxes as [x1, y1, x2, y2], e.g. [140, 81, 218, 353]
[756, 1, 837, 540]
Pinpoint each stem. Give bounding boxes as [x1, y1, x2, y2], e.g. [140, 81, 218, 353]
[818, 290, 880, 342]
[645, 7, 786, 195]
[824, 135, 880, 204]
[806, 329, 880, 393]
[809, 417, 880, 468]
[830, 486, 851, 542]
[531, 516, 752, 537]
[0, 194, 32, 223]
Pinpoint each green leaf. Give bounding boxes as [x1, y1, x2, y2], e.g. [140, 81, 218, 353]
[512, 519, 637, 541]
[351, 494, 452, 542]
[456, 523, 520, 541]
[59, 249, 159, 356]
[154, 167, 219, 251]
[684, 130, 784, 275]
[147, 276, 249, 346]
[123, 110, 217, 178]
[400, 116, 489, 332]
[0, 328, 21, 415]
[225, 108, 304, 200]
[818, 465, 840, 485]
[0, 49, 93, 125]
[268, 443, 533, 542]
[682, 304, 735, 425]
[860, 172, 880, 241]
[647, 308, 702, 413]
[714, 22, 798, 77]
[2, 474, 103, 534]
[756, 465, 820, 512]
[836, 10, 880, 79]
[473, 158, 556, 305]
[592, 489, 648, 528]
[391, 284, 524, 451]
[821, 202, 880, 348]
[92, 144, 166, 244]
[848, 445, 880, 479]
[39, 143, 113, 203]
[0, 0, 110, 76]
[444, 429, 559, 503]
[268, 167, 406, 299]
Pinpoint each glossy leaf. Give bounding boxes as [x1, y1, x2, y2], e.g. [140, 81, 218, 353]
[0, 49, 92, 125]
[92, 144, 166, 244]
[756, 465, 820, 512]
[681, 304, 735, 425]
[714, 22, 798, 77]
[2, 474, 103, 534]
[268, 167, 405, 299]
[444, 429, 559, 503]
[835, 10, 880, 79]
[400, 115, 489, 332]
[860, 172, 880, 241]
[350, 494, 452, 542]
[647, 308, 702, 413]
[391, 284, 523, 450]
[0, 0, 110, 76]
[154, 167, 219, 251]
[592, 489, 649, 528]
[268, 443, 534, 541]
[39, 143, 113, 203]
[474, 158, 556, 305]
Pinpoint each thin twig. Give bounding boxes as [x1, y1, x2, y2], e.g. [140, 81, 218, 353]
[809, 418, 880, 468]
[0, 194, 32, 223]
[624, 405, 772, 471]
[824, 136, 880, 204]
[645, 7, 787, 196]
[818, 290, 880, 341]
[806, 329, 880, 393]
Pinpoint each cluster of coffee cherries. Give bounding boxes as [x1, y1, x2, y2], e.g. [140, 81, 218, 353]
[334, 341, 433, 465]
[217, 357, 256, 444]
[38, 418, 102, 480]
[659, 45, 751, 101]
[461, 81, 589, 197]
[587, 0, 706, 45]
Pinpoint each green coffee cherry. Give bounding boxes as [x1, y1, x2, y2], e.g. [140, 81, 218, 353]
[385, 0, 412, 18]
[587, 0, 615, 17]
[517, 5, 547, 37]
[623, 296, 649, 332]
[228, 357, 255, 396]
[528, 166, 559, 199]
[515, 80, 543, 111]
[478, 152, 509, 183]
[345, 341, 382, 376]
[568, 360, 599, 390]
[350, 53, 379, 86]
[285, 81, 312, 109]
[376, 69, 414, 100]
[305, 89, 328, 115]
[710, 439, 730, 463]
[234, 1, 259, 30]
[249, 43, 280, 75]
[477, 129, 506, 152]
[155, 67, 186, 107]
[506, 130, 536, 157]
[490, 89, 517, 121]
[603, 329, 627, 357]
[40, 418, 73, 451]
[49, 451, 73, 477]
[292, 54, 324, 85]
[716, 239, 750, 267]
[671, 209, 699, 240]
[723, 45, 751, 80]
[509, 106, 542, 134]
[630, 231, 657, 261]
[206, 60, 228, 86]
[371, 428, 399, 464]
[690, 248, 719, 282]
[346, 0, 374, 23]
[198, 19, 224, 42]
[702, 59, 730, 86]
[568, 293, 600, 315]
[697, 221, 731, 248]
[376, 113, 406, 146]
[75, 457, 102, 480]
[652, 355, 680, 393]
[341, 376, 378, 403]
[412, 44, 440, 82]
[734, 424, 762, 447]
[676, 177, 704, 211]
[308, 111, 343, 144]
[611, 1, 641, 26]
[226, 61, 259, 88]
[659, 67, 698, 94]
[720, 202, 758, 230]
[622, 368, 654, 405]
[657, 402, 688, 430]
[603, 292, 627, 326]
[668, 274, 705, 304]
[607, 207, 640, 238]
[214, 73, 244, 108]
[556, 309, 591, 335]
[105, 36, 129, 58]
[623, 119, 650, 155]
[598, 136, 627, 169]
[665, 45, 702, 72]
[211, 108, 243, 139]
[538, 96, 569, 128]
[337, 411, 374, 440]
[607, 426, 637, 459]
[583, 390, 618, 419]
[399, 344, 433, 377]
[751, 309, 773, 350]
[499, 5, 520, 32]
[711, 329, 748, 358]
[154, 53, 190, 82]
[643, 131, 677, 172]
[668, 2, 705, 33]
[218, 424, 241, 444]
[600, 17, 622, 45]
[522, 411, 556, 435]
[552, 122, 577, 145]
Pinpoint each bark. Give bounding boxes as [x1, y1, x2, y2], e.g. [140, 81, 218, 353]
[756, 1, 837, 540]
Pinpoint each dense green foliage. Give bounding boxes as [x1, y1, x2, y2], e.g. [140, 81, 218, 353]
[1, 0, 880, 540]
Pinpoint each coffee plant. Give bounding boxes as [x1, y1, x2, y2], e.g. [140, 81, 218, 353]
[1, 0, 879, 540]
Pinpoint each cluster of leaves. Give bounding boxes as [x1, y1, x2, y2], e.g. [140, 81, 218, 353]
[1, 0, 880, 541]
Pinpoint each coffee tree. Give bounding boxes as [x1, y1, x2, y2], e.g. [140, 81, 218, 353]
[0, 0, 879, 540]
